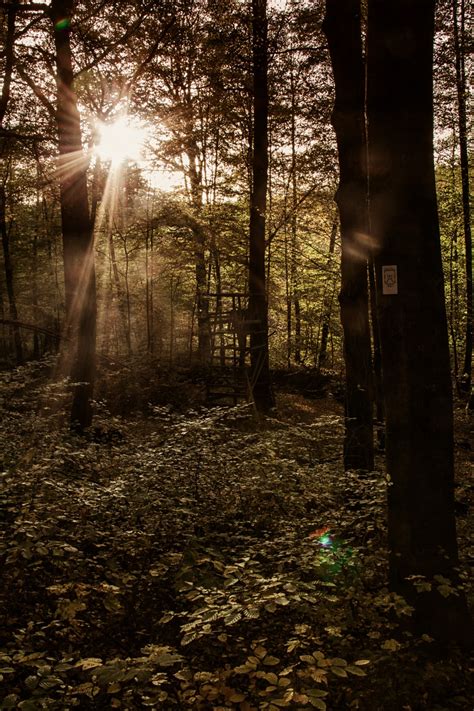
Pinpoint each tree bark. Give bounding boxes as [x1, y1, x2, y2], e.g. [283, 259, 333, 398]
[0, 186, 23, 364]
[186, 139, 211, 364]
[453, 0, 472, 395]
[318, 216, 337, 369]
[248, 0, 274, 412]
[323, 0, 374, 471]
[0, 4, 16, 128]
[367, 0, 472, 642]
[290, 61, 301, 364]
[51, 0, 96, 431]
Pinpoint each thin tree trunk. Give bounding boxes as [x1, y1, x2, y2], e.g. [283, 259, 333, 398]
[51, 0, 96, 431]
[318, 216, 337, 369]
[453, 0, 472, 394]
[323, 0, 374, 471]
[368, 256, 384, 447]
[108, 231, 131, 354]
[367, 0, 472, 642]
[248, 0, 274, 412]
[290, 62, 301, 364]
[0, 186, 23, 364]
[0, 4, 16, 127]
[449, 227, 460, 387]
[187, 140, 211, 363]
[145, 221, 152, 352]
[32, 224, 40, 359]
[123, 236, 132, 355]
[284, 224, 291, 367]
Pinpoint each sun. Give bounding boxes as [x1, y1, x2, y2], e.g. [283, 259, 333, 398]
[95, 116, 148, 165]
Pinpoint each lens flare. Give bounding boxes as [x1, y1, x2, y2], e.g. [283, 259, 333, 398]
[308, 527, 355, 578]
[55, 18, 70, 30]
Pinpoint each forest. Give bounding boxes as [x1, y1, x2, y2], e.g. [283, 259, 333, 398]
[0, 0, 472, 709]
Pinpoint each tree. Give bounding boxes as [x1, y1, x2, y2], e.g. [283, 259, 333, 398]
[323, 0, 374, 471]
[248, 0, 274, 412]
[452, 0, 472, 396]
[51, 0, 96, 430]
[0, 184, 24, 364]
[367, 0, 472, 641]
[0, 3, 24, 365]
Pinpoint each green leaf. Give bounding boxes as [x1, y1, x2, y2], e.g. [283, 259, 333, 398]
[155, 652, 183, 667]
[330, 666, 348, 678]
[271, 698, 291, 707]
[224, 611, 242, 626]
[306, 689, 328, 698]
[381, 639, 401, 652]
[229, 692, 246, 702]
[234, 663, 256, 674]
[330, 657, 347, 667]
[75, 658, 103, 670]
[107, 682, 122, 694]
[264, 672, 278, 684]
[263, 655, 280, 666]
[346, 665, 367, 677]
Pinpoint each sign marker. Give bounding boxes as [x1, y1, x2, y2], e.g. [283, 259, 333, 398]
[382, 265, 398, 295]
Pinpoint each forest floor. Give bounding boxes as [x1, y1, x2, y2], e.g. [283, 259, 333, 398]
[0, 359, 473, 710]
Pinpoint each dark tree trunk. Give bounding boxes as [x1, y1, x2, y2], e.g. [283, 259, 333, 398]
[368, 256, 384, 448]
[318, 216, 337, 369]
[187, 142, 211, 364]
[248, 0, 274, 412]
[290, 62, 301, 364]
[0, 4, 16, 128]
[51, 0, 96, 431]
[453, 0, 472, 395]
[0, 187, 23, 365]
[323, 0, 374, 471]
[367, 0, 472, 642]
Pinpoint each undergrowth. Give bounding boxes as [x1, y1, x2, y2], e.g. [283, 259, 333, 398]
[0, 360, 472, 710]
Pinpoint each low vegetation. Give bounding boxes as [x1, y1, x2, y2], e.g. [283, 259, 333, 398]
[0, 360, 472, 710]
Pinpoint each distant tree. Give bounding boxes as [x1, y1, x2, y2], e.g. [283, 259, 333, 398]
[323, 0, 374, 471]
[367, 0, 472, 641]
[51, 0, 96, 430]
[248, 0, 274, 412]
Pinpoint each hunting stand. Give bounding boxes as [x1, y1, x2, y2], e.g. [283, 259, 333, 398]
[206, 292, 257, 405]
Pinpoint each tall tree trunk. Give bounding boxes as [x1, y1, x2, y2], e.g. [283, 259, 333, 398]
[367, 0, 472, 642]
[453, 0, 472, 395]
[290, 62, 302, 364]
[0, 4, 16, 127]
[323, 0, 374, 471]
[368, 257, 384, 447]
[108, 232, 131, 354]
[449, 226, 460, 388]
[186, 138, 211, 364]
[248, 0, 274, 412]
[51, 0, 96, 431]
[0, 186, 23, 364]
[284, 224, 291, 367]
[145, 220, 153, 353]
[318, 216, 338, 369]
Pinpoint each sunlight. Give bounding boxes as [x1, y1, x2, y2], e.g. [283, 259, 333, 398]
[95, 116, 148, 165]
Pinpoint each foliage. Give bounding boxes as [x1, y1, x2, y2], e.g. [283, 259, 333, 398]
[0, 362, 472, 709]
